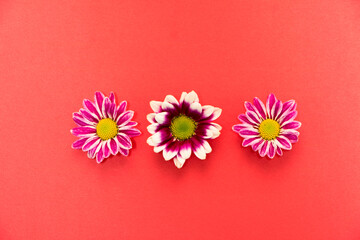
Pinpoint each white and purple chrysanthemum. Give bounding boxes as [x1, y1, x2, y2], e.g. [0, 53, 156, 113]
[232, 93, 301, 159]
[146, 91, 222, 168]
[71, 91, 141, 163]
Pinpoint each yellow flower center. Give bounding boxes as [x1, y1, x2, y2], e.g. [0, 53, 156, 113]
[170, 115, 197, 141]
[96, 118, 118, 140]
[258, 119, 280, 140]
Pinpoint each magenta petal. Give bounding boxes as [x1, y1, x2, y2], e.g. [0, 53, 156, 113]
[109, 92, 115, 103]
[114, 101, 127, 119]
[242, 137, 261, 147]
[108, 138, 119, 155]
[103, 143, 111, 158]
[280, 111, 297, 125]
[120, 128, 141, 137]
[116, 134, 132, 149]
[102, 97, 111, 118]
[282, 121, 301, 130]
[96, 146, 105, 163]
[72, 138, 88, 149]
[119, 147, 129, 156]
[238, 114, 253, 125]
[239, 129, 259, 137]
[117, 111, 134, 126]
[80, 109, 98, 123]
[268, 142, 276, 158]
[253, 97, 267, 119]
[73, 115, 89, 126]
[246, 111, 261, 124]
[244, 101, 256, 113]
[276, 146, 283, 156]
[278, 100, 296, 119]
[83, 99, 101, 119]
[276, 136, 292, 150]
[82, 138, 101, 152]
[71, 126, 96, 136]
[252, 139, 264, 151]
[94, 92, 105, 112]
[126, 121, 138, 127]
[259, 140, 269, 157]
[87, 147, 97, 159]
[232, 124, 247, 133]
[282, 133, 299, 143]
[272, 100, 282, 120]
[266, 94, 277, 118]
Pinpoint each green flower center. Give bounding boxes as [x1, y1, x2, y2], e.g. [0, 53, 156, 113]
[96, 118, 118, 140]
[170, 114, 197, 141]
[258, 119, 280, 140]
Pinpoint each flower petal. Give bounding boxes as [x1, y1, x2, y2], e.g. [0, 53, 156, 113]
[103, 141, 111, 158]
[259, 140, 270, 157]
[94, 92, 105, 116]
[279, 111, 298, 126]
[253, 97, 267, 119]
[96, 144, 105, 163]
[282, 132, 299, 143]
[83, 99, 101, 119]
[272, 100, 283, 121]
[71, 138, 88, 149]
[117, 110, 134, 126]
[242, 137, 262, 147]
[188, 102, 202, 120]
[80, 109, 98, 123]
[278, 100, 296, 119]
[252, 139, 265, 152]
[82, 137, 101, 152]
[267, 141, 276, 159]
[174, 155, 186, 168]
[71, 126, 96, 137]
[120, 128, 141, 137]
[116, 134, 132, 149]
[146, 113, 156, 123]
[238, 114, 253, 125]
[246, 111, 261, 125]
[282, 121, 301, 130]
[108, 138, 119, 155]
[266, 94, 277, 119]
[232, 124, 249, 133]
[184, 91, 199, 104]
[239, 129, 259, 138]
[115, 101, 127, 119]
[163, 141, 180, 161]
[179, 140, 192, 159]
[119, 147, 129, 156]
[109, 92, 115, 103]
[164, 95, 179, 107]
[155, 112, 171, 125]
[200, 105, 215, 119]
[275, 136, 292, 150]
[147, 129, 172, 147]
[191, 137, 206, 160]
[150, 101, 162, 113]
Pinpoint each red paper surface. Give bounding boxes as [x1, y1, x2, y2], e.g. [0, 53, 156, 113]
[1, 0, 360, 239]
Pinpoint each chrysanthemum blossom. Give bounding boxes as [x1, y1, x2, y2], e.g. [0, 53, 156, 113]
[232, 93, 301, 158]
[71, 92, 141, 163]
[147, 91, 222, 168]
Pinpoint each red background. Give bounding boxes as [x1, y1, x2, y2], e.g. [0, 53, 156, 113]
[1, 0, 360, 239]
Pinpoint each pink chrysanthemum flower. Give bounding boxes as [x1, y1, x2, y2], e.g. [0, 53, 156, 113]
[146, 91, 222, 168]
[71, 92, 141, 163]
[232, 93, 301, 158]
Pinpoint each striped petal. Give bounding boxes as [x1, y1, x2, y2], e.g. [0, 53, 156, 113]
[253, 97, 267, 119]
[266, 94, 277, 119]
